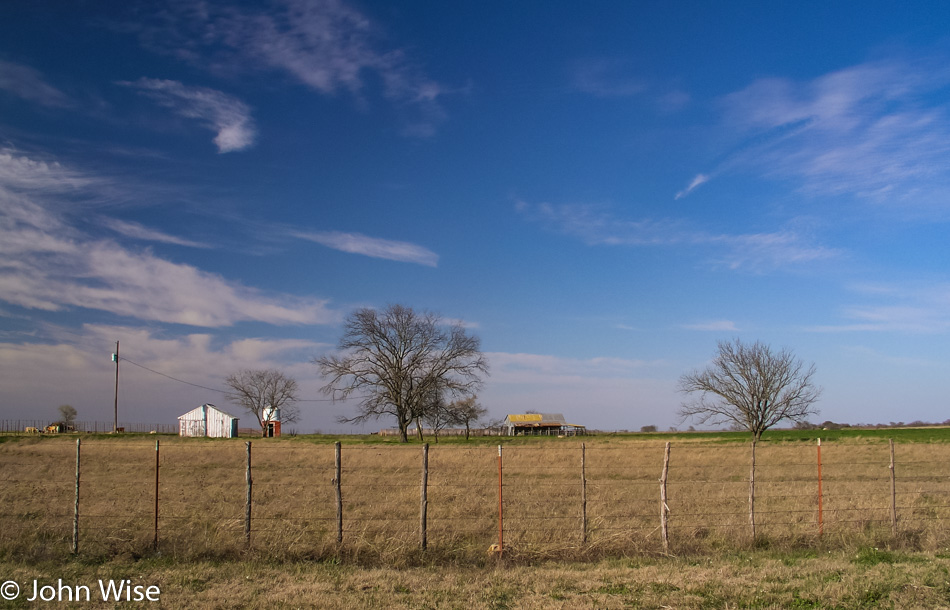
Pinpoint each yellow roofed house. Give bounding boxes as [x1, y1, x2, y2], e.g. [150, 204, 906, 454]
[503, 413, 586, 436]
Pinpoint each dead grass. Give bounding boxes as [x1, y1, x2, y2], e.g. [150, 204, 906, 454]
[4, 435, 950, 565]
[2, 549, 950, 608]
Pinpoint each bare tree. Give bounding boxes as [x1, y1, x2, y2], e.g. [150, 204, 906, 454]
[315, 304, 489, 443]
[422, 392, 452, 443]
[224, 369, 300, 436]
[57, 404, 77, 426]
[447, 396, 487, 440]
[678, 338, 821, 538]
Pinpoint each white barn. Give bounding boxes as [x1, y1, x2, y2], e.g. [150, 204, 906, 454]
[178, 404, 239, 438]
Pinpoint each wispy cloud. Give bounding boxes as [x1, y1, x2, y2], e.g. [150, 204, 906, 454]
[571, 58, 647, 98]
[293, 230, 439, 267]
[716, 57, 950, 208]
[674, 173, 710, 200]
[0, 149, 339, 326]
[487, 352, 660, 384]
[127, 0, 451, 137]
[806, 282, 950, 334]
[101, 218, 211, 248]
[0, 59, 71, 107]
[0, 324, 329, 423]
[681, 320, 739, 332]
[120, 78, 256, 152]
[516, 200, 839, 271]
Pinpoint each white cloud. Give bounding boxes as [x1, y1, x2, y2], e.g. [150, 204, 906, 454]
[121, 78, 256, 153]
[806, 282, 950, 334]
[571, 58, 647, 98]
[0, 149, 339, 327]
[101, 218, 211, 248]
[681, 320, 738, 332]
[674, 173, 710, 200]
[487, 352, 659, 383]
[0, 59, 70, 107]
[718, 57, 950, 207]
[0, 325, 334, 428]
[131, 0, 450, 137]
[479, 351, 677, 430]
[516, 200, 839, 271]
[293, 230, 439, 267]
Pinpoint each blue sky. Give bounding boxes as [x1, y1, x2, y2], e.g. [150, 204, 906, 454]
[3, 0, 950, 432]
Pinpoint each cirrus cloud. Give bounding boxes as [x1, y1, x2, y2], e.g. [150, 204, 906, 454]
[120, 78, 256, 153]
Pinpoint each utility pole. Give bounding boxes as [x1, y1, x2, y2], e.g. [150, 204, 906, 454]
[112, 341, 119, 433]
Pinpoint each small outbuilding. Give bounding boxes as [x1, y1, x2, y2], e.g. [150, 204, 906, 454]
[262, 406, 281, 437]
[178, 404, 239, 438]
[503, 413, 586, 436]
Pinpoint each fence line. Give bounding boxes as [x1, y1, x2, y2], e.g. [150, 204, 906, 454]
[0, 420, 177, 434]
[3, 439, 950, 560]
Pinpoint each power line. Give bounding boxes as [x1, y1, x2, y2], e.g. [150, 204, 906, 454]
[120, 357, 228, 394]
[118, 356, 337, 402]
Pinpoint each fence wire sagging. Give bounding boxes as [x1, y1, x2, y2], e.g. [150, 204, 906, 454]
[4, 439, 950, 560]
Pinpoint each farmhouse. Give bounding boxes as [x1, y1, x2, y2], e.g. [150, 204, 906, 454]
[178, 404, 239, 438]
[504, 413, 586, 436]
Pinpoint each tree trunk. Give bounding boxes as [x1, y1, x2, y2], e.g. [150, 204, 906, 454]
[749, 439, 757, 540]
[465, 422, 471, 440]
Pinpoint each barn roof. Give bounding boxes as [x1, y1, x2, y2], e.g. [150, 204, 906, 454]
[505, 413, 567, 425]
[178, 403, 239, 420]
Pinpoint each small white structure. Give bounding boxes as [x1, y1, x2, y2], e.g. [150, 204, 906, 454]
[178, 404, 239, 438]
[261, 406, 281, 437]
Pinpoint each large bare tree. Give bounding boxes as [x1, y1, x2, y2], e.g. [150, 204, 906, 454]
[224, 369, 300, 436]
[678, 338, 821, 538]
[315, 304, 489, 443]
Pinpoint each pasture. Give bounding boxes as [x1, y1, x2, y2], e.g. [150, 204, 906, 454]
[3, 430, 950, 607]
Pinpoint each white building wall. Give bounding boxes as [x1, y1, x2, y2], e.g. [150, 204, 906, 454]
[178, 404, 238, 438]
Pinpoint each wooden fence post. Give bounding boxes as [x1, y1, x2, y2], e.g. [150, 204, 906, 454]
[889, 439, 897, 535]
[581, 443, 587, 544]
[73, 438, 80, 554]
[660, 442, 670, 553]
[497, 445, 504, 553]
[153, 439, 160, 551]
[817, 438, 823, 537]
[420, 443, 429, 550]
[245, 441, 252, 547]
[334, 441, 343, 544]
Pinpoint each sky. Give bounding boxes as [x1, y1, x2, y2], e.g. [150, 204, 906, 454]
[3, 0, 950, 434]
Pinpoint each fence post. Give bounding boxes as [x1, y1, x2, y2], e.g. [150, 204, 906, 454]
[817, 438, 823, 537]
[581, 443, 587, 544]
[497, 445, 504, 553]
[334, 441, 343, 544]
[245, 441, 252, 547]
[153, 439, 160, 551]
[889, 439, 897, 535]
[420, 443, 429, 550]
[660, 441, 670, 553]
[73, 438, 80, 554]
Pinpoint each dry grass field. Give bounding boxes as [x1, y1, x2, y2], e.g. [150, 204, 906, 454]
[4, 434, 950, 562]
[3, 433, 950, 607]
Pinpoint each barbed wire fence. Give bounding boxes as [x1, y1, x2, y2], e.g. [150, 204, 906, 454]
[2, 439, 950, 561]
